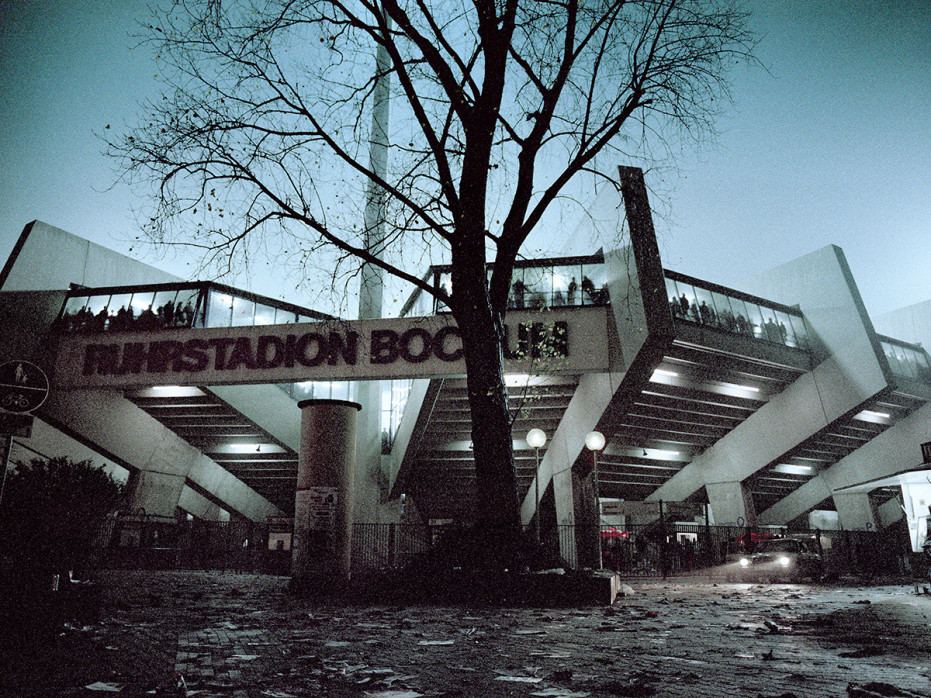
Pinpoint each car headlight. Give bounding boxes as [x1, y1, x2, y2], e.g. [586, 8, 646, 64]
[739, 557, 750, 567]
[778, 556, 792, 567]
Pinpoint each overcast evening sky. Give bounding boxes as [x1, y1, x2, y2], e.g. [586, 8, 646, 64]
[0, 0, 928, 319]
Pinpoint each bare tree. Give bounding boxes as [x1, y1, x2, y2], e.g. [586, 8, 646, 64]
[111, 0, 755, 564]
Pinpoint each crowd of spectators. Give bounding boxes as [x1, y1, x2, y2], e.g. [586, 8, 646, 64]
[54, 300, 199, 334]
[509, 276, 608, 310]
[670, 293, 793, 346]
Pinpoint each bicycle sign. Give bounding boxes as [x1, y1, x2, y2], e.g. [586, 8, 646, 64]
[0, 360, 49, 414]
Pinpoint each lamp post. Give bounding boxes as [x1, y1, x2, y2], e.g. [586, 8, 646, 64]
[526, 428, 547, 543]
[585, 430, 606, 569]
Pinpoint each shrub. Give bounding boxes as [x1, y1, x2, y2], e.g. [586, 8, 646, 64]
[0, 456, 125, 582]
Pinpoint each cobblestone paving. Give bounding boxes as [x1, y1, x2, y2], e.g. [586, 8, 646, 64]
[3, 570, 931, 696]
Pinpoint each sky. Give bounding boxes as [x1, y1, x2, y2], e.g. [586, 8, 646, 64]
[1, 0, 929, 319]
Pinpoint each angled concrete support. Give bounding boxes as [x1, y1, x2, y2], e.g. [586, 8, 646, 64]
[832, 493, 878, 531]
[705, 481, 756, 526]
[759, 401, 931, 527]
[758, 476, 832, 527]
[39, 388, 280, 520]
[652, 245, 893, 511]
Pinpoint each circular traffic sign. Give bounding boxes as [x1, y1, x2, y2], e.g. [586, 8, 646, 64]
[0, 360, 49, 414]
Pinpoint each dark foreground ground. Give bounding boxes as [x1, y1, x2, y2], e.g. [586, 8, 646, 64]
[2, 570, 930, 697]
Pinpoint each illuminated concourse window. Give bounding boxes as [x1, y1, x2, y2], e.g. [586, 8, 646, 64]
[54, 281, 331, 334]
[664, 271, 809, 351]
[427, 254, 608, 313]
[879, 336, 931, 383]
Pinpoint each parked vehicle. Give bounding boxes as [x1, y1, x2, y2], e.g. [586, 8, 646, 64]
[737, 537, 823, 582]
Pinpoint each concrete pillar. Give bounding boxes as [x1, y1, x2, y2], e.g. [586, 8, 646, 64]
[833, 492, 877, 531]
[706, 480, 756, 526]
[292, 399, 361, 592]
[127, 469, 186, 517]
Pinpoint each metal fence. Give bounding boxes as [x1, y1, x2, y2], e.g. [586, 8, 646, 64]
[557, 523, 909, 579]
[92, 514, 910, 580]
[93, 515, 434, 576]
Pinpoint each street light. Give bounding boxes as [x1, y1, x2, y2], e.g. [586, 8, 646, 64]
[586, 431, 606, 569]
[527, 428, 547, 542]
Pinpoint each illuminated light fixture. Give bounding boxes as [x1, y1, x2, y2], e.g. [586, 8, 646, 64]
[228, 443, 264, 453]
[144, 385, 204, 397]
[505, 373, 532, 387]
[652, 449, 681, 458]
[526, 428, 547, 449]
[585, 431, 606, 451]
[727, 383, 759, 393]
[855, 409, 890, 421]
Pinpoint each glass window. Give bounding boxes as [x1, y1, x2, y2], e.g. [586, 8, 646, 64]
[774, 310, 796, 348]
[231, 296, 255, 327]
[274, 308, 297, 324]
[757, 305, 782, 344]
[85, 294, 110, 317]
[789, 314, 809, 350]
[744, 302, 764, 338]
[206, 291, 234, 328]
[522, 266, 549, 309]
[580, 263, 607, 305]
[711, 291, 736, 331]
[61, 296, 88, 321]
[254, 302, 276, 326]
[554, 266, 580, 306]
[130, 291, 156, 316]
[897, 346, 917, 379]
[174, 289, 201, 327]
[677, 283, 699, 322]
[693, 287, 716, 326]
[152, 290, 178, 327]
[107, 293, 134, 331]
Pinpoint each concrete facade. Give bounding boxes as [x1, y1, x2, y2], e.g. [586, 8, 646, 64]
[1, 166, 929, 567]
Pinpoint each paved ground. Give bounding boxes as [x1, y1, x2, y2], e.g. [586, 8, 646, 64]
[2, 570, 930, 697]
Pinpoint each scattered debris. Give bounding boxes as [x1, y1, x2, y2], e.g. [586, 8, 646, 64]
[495, 675, 543, 683]
[847, 682, 927, 697]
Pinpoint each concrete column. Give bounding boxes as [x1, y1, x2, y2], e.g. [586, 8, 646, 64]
[127, 469, 186, 517]
[706, 480, 756, 526]
[292, 399, 361, 592]
[833, 492, 877, 531]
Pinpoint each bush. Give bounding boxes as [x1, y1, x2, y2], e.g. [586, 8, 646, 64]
[0, 456, 125, 582]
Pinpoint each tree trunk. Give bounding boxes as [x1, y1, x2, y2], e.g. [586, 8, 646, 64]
[450, 259, 522, 569]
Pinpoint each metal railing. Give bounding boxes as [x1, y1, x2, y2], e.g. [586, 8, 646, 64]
[92, 515, 909, 581]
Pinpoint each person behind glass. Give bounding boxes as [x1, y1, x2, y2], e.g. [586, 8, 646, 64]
[678, 294, 689, 317]
[581, 276, 595, 302]
[567, 277, 578, 305]
[512, 279, 527, 309]
[699, 300, 715, 325]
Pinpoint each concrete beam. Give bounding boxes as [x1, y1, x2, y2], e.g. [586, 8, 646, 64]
[759, 401, 931, 526]
[651, 245, 893, 520]
[40, 388, 280, 521]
